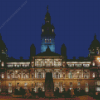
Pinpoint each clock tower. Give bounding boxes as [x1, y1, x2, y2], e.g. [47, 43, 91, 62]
[41, 5, 56, 53]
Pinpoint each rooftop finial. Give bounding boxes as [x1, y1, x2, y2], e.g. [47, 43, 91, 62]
[47, 5, 49, 11]
[94, 33, 96, 39]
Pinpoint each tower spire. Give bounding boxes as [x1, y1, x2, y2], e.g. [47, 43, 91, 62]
[47, 5, 49, 11]
[94, 33, 96, 40]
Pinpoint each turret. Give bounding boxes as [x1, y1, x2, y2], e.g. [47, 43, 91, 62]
[88, 34, 100, 57]
[30, 44, 36, 56]
[61, 43, 67, 57]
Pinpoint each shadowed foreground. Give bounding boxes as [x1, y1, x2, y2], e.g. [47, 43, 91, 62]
[0, 95, 97, 100]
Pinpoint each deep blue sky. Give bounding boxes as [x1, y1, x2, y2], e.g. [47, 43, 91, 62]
[0, 0, 100, 59]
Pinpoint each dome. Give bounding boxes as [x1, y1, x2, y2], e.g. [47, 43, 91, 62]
[88, 34, 100, 50]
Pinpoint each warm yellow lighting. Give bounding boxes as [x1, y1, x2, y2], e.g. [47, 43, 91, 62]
[97, 57, 100, 60]
[77, 71, 79, 73]
[99, 60, 100, 62]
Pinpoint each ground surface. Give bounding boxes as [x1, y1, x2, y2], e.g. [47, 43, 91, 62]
[0, 95, 98, 100]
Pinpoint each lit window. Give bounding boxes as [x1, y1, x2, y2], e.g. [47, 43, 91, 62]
[18, 74, 20, 79]
[1, 62, 4, 67]
[17, 65, 20, 67]
[93, 73, 95, 78]
[42, 29, 44, 32]
[50, 39, 51, 43]
[11, 74, 14, 78]
[45, 39, 46, 43]
[1, 74, 4, 78]
[69, 71, 72, 78]
[77, 82, 80, 86]
[52, 29, 54, 32]
[93, 62, 95, 66]
[24, 83, 27, 86]
[23, 74, 25, 79]
[26, 74, 29, 78]
[7, 74, 10, 79]
[8, 87, 12, 93]
[96, 87, 100, 91]
[15, 70, 18, 73]
[85, 83, 88, 86]
[83, 64, 89, 67]
[85, 87, 89, 92]
[97, 81, 100, 85]
[38, 72, 42, 78]
[8, 83, 12, 87]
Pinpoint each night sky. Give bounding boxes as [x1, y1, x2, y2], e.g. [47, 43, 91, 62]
[0, 0, 100, 59]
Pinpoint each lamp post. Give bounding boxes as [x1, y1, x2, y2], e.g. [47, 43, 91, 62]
[97, 57, 100, 62]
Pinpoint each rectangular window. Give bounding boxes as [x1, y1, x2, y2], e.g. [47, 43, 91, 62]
[85, 87, 89, 92]
[97, 81, 100, 86]
[8, 87, 12, 93]
[85, 83, 88, 86]
[1, 62, 4, 67]
[1, 74, 4, 78]
[24, 83, 27, 86]
[68, 64, 74, 67]
[96, 87, 100, 91]
[93, 73, 95, 78]
[8, 83, 12, 87]
[78, 82, 80, 86]
[83, 64, 90, 67]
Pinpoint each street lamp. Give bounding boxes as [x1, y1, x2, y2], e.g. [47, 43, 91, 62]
[97, 57, 100, 62]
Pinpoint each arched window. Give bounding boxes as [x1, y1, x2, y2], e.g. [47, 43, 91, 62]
[18, 74, 20, 79]
[93, 73, 95, 78]
[32, 74, 34, 78]
[1, 74, 4, 78]
[38, 72, 42, 78]
[69, 71, 72, 78]
[26, 74, 29, 79]
[7, 74, 10, 79]
[56, 72, 58, 78]
[23, 74, 25, 79]
[11, 73, 14, 78]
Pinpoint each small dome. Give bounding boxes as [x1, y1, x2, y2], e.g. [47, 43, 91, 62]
[88, 34, 100, 50]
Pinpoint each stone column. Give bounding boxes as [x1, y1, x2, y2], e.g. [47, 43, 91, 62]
[82, 68, 83, 78]
[52, 69, 54, 78]
[35, 70, 36, 78]
[43, 70, 45, 78]
[21, 68, 23, 79]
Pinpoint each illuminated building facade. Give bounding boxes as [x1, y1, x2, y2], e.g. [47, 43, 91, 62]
[0, 6, 100, 95]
